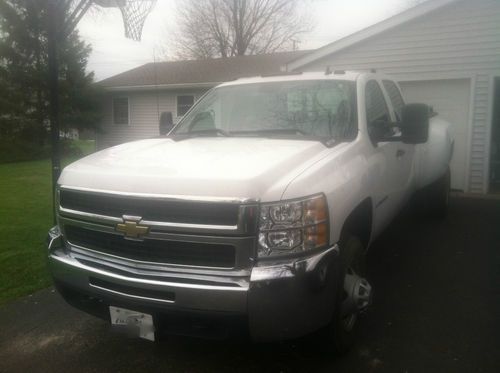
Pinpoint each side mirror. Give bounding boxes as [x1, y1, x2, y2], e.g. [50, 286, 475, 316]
[368, 119, 393, 143]
[401, 103, 430, 144]
[159, 111, 174, 135]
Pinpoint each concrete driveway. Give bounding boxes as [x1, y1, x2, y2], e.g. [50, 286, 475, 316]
[1, 197, 499, 373]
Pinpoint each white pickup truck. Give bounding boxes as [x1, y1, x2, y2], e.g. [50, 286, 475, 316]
[47, 71, 453, 351]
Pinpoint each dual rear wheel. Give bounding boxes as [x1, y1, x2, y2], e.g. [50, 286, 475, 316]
[427, 167, 451, 218]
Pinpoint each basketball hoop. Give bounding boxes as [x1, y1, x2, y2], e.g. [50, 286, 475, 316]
[47, 0, 157, 222]
[93, 0, 157, 41]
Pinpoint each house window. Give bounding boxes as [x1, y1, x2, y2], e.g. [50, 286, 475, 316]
[177, 95, 194, 116]
[113, 97, 129, 125]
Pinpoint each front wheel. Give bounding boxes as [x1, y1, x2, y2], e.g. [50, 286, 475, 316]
[327, 234, 372, 354]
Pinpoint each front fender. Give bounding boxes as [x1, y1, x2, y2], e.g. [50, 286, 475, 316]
[280, 141, 370, 245]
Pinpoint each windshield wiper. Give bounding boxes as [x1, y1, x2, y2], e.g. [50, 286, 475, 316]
[322, 137, 337, 148]
[231, 128, 340, 147]
[173, 128, 232, 139]
[231, 128, 308, 136]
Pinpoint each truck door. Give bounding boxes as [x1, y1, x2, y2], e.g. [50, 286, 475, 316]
[382, 79, 415, 204]
[365, 80, 404, 236]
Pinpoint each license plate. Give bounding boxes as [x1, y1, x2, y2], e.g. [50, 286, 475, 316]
[109, 306, 155, 341]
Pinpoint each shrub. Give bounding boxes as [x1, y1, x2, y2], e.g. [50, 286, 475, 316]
[0, 138, 83, 164]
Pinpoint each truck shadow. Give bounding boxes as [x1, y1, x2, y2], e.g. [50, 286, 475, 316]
[135, 202, 455, 372]
[5, 197, 497, 373]
[150, 197, 500, 372]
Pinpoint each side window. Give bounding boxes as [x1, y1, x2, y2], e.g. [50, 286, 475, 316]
[177, 95, 195, 117]
[365, 80, 390, 130]
[383, 80, 405, 121]
[113, 97, 129, 125]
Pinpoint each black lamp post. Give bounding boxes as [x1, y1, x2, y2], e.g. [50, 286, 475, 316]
[47, 0, 61, 223]
[45, 0, 153, 222]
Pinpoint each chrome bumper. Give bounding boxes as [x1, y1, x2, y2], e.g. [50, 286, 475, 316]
[47, 226, 340, 341]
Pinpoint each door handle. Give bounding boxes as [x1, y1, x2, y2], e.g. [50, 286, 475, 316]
[396, 149, 405, 158]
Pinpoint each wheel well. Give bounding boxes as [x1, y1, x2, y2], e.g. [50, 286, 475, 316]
[341, 198, 373, 249]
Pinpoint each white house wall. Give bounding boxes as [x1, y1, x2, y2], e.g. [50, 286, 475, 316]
[400, 78, 471, 191]
[97, 89, 208, 150]
[294, 0, 500, 193]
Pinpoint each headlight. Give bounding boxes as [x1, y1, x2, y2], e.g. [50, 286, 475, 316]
[258, 194, 329, 258]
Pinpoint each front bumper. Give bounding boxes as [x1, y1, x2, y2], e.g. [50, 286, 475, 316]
[47, 226, 340, 341]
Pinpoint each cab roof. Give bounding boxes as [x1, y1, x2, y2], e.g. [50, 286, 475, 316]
[218, 71, 365, 87]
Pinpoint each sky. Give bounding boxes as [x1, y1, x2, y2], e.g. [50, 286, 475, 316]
[77, 0, 415, 81]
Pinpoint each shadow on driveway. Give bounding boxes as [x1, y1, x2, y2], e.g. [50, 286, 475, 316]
[1, 197, 499, 373]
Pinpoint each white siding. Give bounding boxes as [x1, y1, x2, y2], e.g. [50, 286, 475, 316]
[97, 89, 208, 149]
[400, 79, 471, 191]
[470, 74, 492, 192]
[297, 0, 500, 193]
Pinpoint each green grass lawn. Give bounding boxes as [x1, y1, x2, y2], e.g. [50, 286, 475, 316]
[0, 140, 95, 305]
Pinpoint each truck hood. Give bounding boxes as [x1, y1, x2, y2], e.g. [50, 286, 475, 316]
[59, 137, 333, 201]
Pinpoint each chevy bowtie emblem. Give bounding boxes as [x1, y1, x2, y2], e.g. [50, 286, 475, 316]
[116, 219, 149, 239]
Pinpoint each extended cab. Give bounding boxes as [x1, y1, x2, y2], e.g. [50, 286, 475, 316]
[47, 71, 453, 350]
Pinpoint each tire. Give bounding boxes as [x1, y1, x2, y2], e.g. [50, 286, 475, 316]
[427, 167, 451, 219]
[327, 234, 369, 354]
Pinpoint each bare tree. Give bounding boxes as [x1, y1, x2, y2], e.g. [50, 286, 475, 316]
[170, 0, 312, 59]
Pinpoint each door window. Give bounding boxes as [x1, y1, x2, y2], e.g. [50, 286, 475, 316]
[383, 80, 405, 121]
[365, 80, 391, 142]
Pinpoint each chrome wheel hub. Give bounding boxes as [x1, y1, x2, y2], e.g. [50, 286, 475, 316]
[341, 268, 372, 331]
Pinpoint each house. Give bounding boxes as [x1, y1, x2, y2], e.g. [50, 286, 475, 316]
[97, 0, 500, 194]
[285, 0, 500, 194]
[96, 50, 309, 149]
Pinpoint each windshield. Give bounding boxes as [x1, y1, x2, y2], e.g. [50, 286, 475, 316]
[172, 80, 357, 142]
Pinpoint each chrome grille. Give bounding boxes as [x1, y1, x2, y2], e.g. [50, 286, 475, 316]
[65, 225, 236, 268]
[57, 187, 258, 272]
[60, 189, 240, 226]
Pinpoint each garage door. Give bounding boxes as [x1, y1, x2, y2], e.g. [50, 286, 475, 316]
[399, 79, 471, 191]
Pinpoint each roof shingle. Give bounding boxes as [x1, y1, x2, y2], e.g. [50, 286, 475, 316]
[98, 50, 310, 88]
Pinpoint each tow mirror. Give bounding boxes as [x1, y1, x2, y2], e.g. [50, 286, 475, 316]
[159, 111, 174, 135]
[369, 119, 393, 143]
[401, 103, 430, 144]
